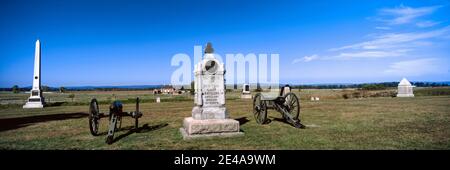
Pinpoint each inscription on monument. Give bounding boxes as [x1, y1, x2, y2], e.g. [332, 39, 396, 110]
[201, 75, 224, 106]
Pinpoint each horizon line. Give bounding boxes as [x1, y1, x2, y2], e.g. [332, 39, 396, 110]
[2, 80, 450, 89]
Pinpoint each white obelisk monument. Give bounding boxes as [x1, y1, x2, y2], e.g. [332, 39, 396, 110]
[23, 40, 45, 108]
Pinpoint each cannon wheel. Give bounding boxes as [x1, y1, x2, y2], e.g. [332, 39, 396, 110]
[88, 98, 100, 136]
[253, 93, 267, 124]
[283, 92, 300, 120]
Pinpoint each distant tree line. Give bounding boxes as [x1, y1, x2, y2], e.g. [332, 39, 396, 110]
[88, 88, 159, 91]
[292, 82, 397, 89]
[361, 84, 387, 90]
[411, 82, 449, 87]
[1, 81, 448, 92]
[292, 81, 449, 90]
[0, 86, 162, 92]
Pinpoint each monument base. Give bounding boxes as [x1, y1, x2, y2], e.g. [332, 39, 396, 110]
[180, 117, 243, 140]
[23, 102, 44, 108]
[192, 106, 228, 119]
[397, 94, 414, 97]
[241, 94, 252, 99]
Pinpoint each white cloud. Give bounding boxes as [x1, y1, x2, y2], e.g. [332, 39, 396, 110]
[330, 26, 450, 51]
[416, 20, 440, 28]
[292, 54, 319, 63]
[384, 58, 445, 76]
[375, 26, 391, 30]
[298, 5, 449, 65]
[334, 50, 409, 59]
[296, 50, 410, 61]
[378, 5, 442, 25]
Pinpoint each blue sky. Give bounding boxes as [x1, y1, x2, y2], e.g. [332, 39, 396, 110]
[0, 0, 449, 87]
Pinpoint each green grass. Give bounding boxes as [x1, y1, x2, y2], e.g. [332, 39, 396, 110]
[415, 87, 450, 96]
[0, 89, 449, 149]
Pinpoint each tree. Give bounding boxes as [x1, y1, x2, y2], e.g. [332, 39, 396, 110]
[255, 83, 262, 92]
[361, 84, 386, 91]
[42, 85, 50, 92]
[12, 85, 19, 93]
[68, 94, 75, 102]
[59, 87, 66, 93]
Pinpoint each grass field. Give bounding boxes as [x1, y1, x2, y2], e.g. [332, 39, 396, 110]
[0, 89, 449, 150]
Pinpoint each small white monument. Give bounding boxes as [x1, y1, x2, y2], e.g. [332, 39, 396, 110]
[397, 78, 414, 97]
[23, 40, 45, 108]
[281, 85, 291, 96]
[310, 97, 319, 101]
[241, 84, 252, 99]
[180, 43, 242, 139]
[156, 97, 161, 103]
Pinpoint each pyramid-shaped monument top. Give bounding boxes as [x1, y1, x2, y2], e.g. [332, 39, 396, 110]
[398, 78, 412, 86]
[204, 42, 214, 54]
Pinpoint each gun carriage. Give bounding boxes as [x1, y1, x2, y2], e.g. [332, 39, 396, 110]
[253, 85, 305, 128]
[88, 97, 143, 144]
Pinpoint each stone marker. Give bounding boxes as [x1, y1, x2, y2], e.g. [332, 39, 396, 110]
[156, 97, 161, 103]
[241, 84, 252, 99]
[281, 85, 291, 96]
[180, 43, 243, 139]
[397, 78, 414, 97]
[23, 40, 45, 109]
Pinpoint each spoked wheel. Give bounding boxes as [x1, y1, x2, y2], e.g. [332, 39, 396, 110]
[88, 98, 100, 136]
[253, 93, 267, 124]
[283, 92, 300, 120]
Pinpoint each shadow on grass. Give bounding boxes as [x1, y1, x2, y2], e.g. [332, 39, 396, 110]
[45, 102, 68, 107]
[269, 116, 290, 125]
[235, 117, 249, 126]
[110, 123, 169, 144]
[269, 116, 306, 129]
[0, 112, 88, 132]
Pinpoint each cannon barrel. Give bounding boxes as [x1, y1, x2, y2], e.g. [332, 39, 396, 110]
[109, 100, 123, 115]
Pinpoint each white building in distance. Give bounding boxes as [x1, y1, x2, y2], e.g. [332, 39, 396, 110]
[397, 78, 414, 97]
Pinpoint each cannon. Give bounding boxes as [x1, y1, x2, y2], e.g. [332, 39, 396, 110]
[253, 85, 305, 128]
[88, 97, 143, 144]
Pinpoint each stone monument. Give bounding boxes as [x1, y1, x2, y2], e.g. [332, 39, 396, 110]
[241, 84, 252, 99]
[180, 42, 243, 139]
[281, 85, 291, 96]
[397, 78, 414, 97]
[23, 40, 45, 108]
